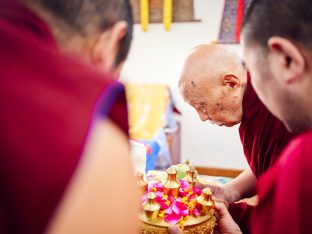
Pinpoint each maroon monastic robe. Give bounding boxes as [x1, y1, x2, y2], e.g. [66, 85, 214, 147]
[229, 77, 295, 233]
[239, 76, 294, 178]
[251, 129, 312, 233]
[0, 1, 128, 233]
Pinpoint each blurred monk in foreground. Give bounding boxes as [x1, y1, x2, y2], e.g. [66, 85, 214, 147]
[0, 0, 138, 233]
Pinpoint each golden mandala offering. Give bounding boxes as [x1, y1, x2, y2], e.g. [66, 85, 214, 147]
[138, 166, 216, 234]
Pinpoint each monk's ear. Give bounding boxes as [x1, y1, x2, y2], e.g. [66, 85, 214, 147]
[90, 21, 127, 73]
[223, 74, 240, 89]
[267, 36, 305, 84]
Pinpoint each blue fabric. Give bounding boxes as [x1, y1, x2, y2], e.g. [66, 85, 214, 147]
[141, 140, 160, 173]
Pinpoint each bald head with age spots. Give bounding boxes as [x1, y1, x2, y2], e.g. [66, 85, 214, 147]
[179, 44, 248, 127]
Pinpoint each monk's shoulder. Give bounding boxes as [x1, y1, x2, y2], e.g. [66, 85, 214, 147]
[291, 130, 312, 158]
[296, 130, 312, 169]
[280, 130, 312, 171]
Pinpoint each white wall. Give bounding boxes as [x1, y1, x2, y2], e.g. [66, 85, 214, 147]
[121, 0, 249, 170]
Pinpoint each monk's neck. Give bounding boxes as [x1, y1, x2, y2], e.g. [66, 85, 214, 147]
[240, 71, 248, 98]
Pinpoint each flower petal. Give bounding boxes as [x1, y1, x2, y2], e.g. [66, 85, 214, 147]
[179, 180, 189, 188]
[165, 207, 173, 215]
[165, 213, 182, 225]
[172, 200, 188, 215]
[194, 208, 200, 217]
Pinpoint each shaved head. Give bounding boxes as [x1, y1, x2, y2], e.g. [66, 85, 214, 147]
[26, 0, 133, 66]
[180, 44, 244, 89]
[241, 0, 312, 133]
[179, 44, 247, 127]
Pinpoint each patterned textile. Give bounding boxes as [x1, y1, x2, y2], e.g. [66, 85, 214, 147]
[218, 0, 253, 44]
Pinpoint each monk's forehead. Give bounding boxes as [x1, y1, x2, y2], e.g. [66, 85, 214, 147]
[183, 61, 227, 88]
[179, 82, 209, 103]
[181, 73, 221, 95]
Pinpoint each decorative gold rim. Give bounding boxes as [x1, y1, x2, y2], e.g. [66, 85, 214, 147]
[139, 209, 215, 228]
[140, 214, 216, 234]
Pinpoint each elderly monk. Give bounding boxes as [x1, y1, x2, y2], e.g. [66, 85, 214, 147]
[191, 0, 312, 233]
[0, 0, 138, 234]
[178, 44, 294, 233]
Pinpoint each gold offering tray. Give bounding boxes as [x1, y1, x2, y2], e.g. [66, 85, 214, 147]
[138, 165, 216, 233]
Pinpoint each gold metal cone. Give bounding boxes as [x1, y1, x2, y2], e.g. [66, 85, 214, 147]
[184, 167, 197, 187]
[142, 192, 161, 222]
[137, 172, 148, 194]
[162, 167, 180, 198]
[197, 188, 215, 215]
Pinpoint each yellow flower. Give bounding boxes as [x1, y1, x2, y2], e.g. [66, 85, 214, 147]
[182, 196, 188, 204]
[158, 210, 165, 218]
[179, 219, 185, 231]
[188, 200, 196, 208]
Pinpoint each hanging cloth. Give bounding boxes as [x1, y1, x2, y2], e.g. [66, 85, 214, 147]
[218, 0, 253, 43]
[140, 0, 149, 31]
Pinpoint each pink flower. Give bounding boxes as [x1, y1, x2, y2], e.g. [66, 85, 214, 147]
[193, 186, 202, 196]
[148, 182, 164, 192]
[178, 180, 189, 197]
[192, 207, 200, 217]
[164, 207, 182, 225]
[179, 180, 189, 188]
[165, 213, 182, 225]
[155, 191, 164, 198]
[179, 188, 188, 197]
[172, 200, 189, 216]
[164, 200, 189, 225]
[156, 195, 171, 210]
[165, 207, 173, 215]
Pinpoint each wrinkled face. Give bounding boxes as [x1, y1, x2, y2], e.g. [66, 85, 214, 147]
[241, 37, 308, 133]
[180, 79, 243, 127]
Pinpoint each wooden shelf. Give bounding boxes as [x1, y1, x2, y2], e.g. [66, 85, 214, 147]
[195, 166, 243, 178]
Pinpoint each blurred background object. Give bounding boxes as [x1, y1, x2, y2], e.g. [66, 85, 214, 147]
[130, 140, 148, 173]
[126, 84, 181, 172]
[218, 0, 253, 43]
[131, 0, 199, 30]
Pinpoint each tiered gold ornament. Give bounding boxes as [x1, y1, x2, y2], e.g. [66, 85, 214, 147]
[162, 167, 181, 198]
[142, 192, 161, 222]
[183, 167, 197, 187]
[184, 160, 198, 181]
[197, 188, 215, 215]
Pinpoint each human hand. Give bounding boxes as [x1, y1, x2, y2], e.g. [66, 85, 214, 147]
[214, 202, 242, 234]
[168, 225, 183, 234]
[168, 202, 241, 234]
[196, 183, 240, 204]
